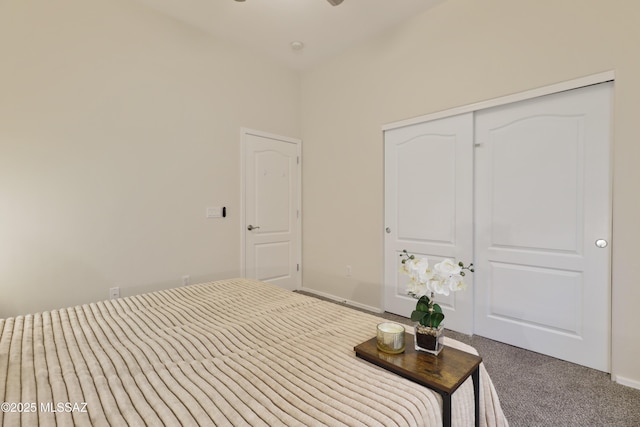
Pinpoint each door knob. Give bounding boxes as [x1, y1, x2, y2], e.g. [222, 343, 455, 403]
[247, 224, 260, 231]
[595, 239, 608, 248]
[385, 227, 391, 233]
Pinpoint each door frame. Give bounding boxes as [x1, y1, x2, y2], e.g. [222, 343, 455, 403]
[382, 71, 614, 132]
[240, 128, 302, 287]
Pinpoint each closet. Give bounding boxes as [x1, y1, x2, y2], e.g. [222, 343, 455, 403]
[384, 81, 612, 371]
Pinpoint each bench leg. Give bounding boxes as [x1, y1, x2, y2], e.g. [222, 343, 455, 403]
[472, 366, 480, 427]
[442, 393, 451, 427]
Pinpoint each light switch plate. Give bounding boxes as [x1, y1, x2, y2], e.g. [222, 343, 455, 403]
[206, 207, 222, 218]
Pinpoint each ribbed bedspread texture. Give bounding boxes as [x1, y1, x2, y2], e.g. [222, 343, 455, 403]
[0, 278, 507, 426]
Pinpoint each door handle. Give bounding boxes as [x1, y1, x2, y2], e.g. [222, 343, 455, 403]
[595, 239, 608, 248]
[247, 225, 260, 231]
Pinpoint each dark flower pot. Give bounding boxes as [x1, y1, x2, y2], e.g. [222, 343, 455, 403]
[414, 322, 444, 355]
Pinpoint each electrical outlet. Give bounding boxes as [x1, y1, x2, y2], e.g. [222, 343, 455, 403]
[182, 275, 190, 286]
[346, 265, 352, 277]
[109, 287, 120, 300]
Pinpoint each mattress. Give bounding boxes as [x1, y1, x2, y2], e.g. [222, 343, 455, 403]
[0, 278, 508, 426]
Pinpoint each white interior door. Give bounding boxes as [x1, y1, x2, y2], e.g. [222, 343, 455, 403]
[242, 129, 301, 291]
[474, 83, 612, 371]
[384, 113, 474, 334]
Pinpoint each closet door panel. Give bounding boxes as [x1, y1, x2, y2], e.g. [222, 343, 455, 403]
[384, 113, 474, 334]
[474, 82, 612, 372]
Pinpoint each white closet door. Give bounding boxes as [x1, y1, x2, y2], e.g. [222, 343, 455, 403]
[384, 113, 474, 334]
[474, 83, 612, 371]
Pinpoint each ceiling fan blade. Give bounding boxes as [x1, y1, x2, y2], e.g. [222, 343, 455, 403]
[327, 0, 344, 5]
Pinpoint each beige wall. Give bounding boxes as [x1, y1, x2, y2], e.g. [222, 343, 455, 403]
[2, 0, 638, 387]
[300, 0, 640, 385]
[0, 0, 299, 316]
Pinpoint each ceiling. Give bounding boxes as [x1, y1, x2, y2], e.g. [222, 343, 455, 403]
[134, 0, 444, 70]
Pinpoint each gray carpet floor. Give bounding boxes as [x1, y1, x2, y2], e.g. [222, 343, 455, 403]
[298, 291, 640, 426]
[442, 329, 640, 427]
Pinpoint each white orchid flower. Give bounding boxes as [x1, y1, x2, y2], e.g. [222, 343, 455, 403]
[401, 251, 472, 301]
[429, 278, 450, 296]
[434, 259, 462, 277]
[404, 258, 419, 279]
[445, 274, 466, 292]
[433, 259, 466, 294]
[414, 258, 433, 283]
[408, 281, 429, 298]
[400, 261, 411, 276]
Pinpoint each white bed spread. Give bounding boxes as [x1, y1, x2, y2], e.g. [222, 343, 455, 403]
[0, 278, 508, 426]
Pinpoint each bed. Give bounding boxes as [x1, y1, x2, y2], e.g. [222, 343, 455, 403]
[0, 278, 508, 426]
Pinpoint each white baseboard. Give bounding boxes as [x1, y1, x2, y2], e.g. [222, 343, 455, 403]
[613, 375, 640, 391]
[299, 287, 384, 314]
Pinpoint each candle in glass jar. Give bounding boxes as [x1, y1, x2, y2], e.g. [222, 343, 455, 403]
[376, 322, 405, 354]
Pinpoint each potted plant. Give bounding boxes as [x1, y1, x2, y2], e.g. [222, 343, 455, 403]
[400, 250, 474, 355]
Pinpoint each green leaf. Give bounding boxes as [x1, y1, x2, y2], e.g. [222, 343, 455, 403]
[415, 300, 430, 313]
[411, 310, 427, 322]
[431, 312, 445, 327]
[432, 303, 443, 314]
[417, 295, 431, 305]
[421, 312, 445, 328]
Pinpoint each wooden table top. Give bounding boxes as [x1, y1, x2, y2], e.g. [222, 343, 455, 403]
[354, 332, 482, 395]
